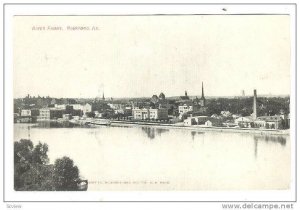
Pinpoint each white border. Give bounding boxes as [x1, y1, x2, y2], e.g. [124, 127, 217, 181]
[3, 3, 297, 202]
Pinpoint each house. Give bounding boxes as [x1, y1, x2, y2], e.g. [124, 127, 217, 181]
[205, 120, 213, 127]
[83, 103, 92, 114]
[235, 116, 253, 128]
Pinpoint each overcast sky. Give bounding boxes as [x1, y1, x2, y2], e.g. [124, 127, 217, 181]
[14, 15, 291, 98]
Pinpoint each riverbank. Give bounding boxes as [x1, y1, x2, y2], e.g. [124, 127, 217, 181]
[110, 120, 290, 135]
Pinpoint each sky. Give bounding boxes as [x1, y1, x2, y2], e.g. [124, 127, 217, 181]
[13, 15, 291, 98]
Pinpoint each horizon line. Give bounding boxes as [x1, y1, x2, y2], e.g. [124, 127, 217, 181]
[13, 93, 291, 100]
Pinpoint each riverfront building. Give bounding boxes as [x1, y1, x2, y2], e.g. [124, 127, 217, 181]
[38, 108, 64, 120]
[235, 89, 289, 130]
[132, 108, 168, 120]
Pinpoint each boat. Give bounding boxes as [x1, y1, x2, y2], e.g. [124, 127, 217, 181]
[76, 179, 88, 191]
[88, 119, 111, 126]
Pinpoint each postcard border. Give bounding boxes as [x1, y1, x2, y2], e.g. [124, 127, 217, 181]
[2, 2, 297, 203]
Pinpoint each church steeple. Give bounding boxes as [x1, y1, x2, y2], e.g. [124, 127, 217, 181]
[200, 82, 206, 107]
[102, 92, 105, 101]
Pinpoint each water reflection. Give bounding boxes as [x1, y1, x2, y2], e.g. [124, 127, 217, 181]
[254, 138, 258, 158]
[191, 131, 204, 141]
[32, 121, 88, 128]
[141, 127, 169, 139]
[253, 134, 287, 158]
[254, 135, 287, 146]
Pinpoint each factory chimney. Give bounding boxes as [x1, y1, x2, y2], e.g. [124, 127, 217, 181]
[253, 89, 257, 119]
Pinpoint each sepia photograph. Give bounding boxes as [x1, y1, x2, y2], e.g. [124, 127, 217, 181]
[2, 2, 297, 206]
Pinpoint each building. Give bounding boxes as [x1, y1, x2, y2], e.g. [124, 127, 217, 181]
[38, 108, 51, 120]
[149, 108, 168, 120]
[132, 108, 149, 120]
[256, 116, 283, 130]
[235, 116, 253, 128]
[55, 104, 66, 109]
[205, 120, 213, 127]
[83, 103, 92, 114]
[124, 106, 133, 116]
[21, 109, 31, 117]
[70, 104, 83, 110]
[179, 91, 190, 101]
[183, 116, 209, 126]
[38, 108, 64, 120]
[132, 108, 168, 120]
[178, 102, 194, 115]
[151, 95, 159, 104]
[159, 92, 166, 100]
[62, 114, 71, 120]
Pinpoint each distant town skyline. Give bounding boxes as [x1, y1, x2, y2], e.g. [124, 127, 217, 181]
[14, 15, 291, 98]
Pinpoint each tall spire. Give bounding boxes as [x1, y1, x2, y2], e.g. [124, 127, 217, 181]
[201, 82, 205, 99]
[102, 92, 105, 100]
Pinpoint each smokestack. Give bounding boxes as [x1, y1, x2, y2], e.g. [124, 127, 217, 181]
[253, 89, 257, 119]
[201, 82, 204, 98]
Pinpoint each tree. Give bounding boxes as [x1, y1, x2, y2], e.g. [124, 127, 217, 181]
[53, 156, 79, 191]
[14, 139, 33, 164]
[32, 142, 49, 164]
[14, 139, 51, 190]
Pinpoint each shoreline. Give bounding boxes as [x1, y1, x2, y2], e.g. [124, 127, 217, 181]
[15, 120, 290, 136]
[110, 120, 290, 136]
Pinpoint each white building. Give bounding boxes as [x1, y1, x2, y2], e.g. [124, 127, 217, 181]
[178, 103, 194, 115]
[21, 109, 31, 117]
[132, 108, 149, 120]
[205, 120, 213, 127]
[54, 104, 66, 109]
[83, 103, 92, 114]
[132, 108, 168, 120]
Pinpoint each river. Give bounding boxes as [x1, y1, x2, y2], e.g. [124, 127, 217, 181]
[14, 123, 290, 191]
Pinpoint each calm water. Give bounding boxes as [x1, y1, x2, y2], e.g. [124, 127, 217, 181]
[14, 123, 290, 191]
